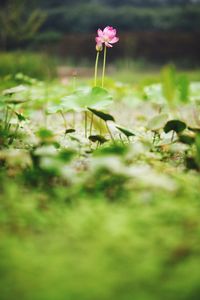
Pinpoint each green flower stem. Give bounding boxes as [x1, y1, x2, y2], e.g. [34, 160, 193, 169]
[89, 112, 94, 136]
[96, 141, 100, 149]
[101, 46, 107, 88]
[60, 111, 67, 129]
[14, 123, 20, 139]
[119, 134, 125, 145]
[85, 111, 88, 138]
[5, 105, 14, 131]
[72, 112, 76, 128]
[106, 122, 115, 143]
[9, 122, 20, 145]
[94, 51, 100, 87]
[4, 106, 9, 129]
[153, 131, 157, 144]
[171, 130, 175, 143]
[99, 120, 102, 135]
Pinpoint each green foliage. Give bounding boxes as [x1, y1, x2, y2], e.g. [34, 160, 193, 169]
[0, 52, 56, 79]
[1, 67, 200, 300]
[0, 84, 29, 148]
[161, 65, 191, 105]
[162, 65, 177, 103]
[0, 171, 200, 300]
[177, 74, 190, 103]
[195, 133, 200, 166]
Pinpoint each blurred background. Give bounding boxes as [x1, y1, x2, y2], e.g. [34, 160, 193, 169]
[0, 0, 200, 78]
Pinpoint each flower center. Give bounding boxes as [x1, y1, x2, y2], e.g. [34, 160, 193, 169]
[103, 36, 110, 43]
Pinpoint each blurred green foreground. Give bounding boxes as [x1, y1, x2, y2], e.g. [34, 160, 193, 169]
[0, 52, 200, 300]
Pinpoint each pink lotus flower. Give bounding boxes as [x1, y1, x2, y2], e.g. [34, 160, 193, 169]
[96, 26, 119, 49]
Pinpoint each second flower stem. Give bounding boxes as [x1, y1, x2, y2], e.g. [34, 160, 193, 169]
[101, 46, 107, 88]
[94, 51, 100, 87]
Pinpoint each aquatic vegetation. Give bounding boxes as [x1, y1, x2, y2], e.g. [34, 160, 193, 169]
[0, 28, 200, 300]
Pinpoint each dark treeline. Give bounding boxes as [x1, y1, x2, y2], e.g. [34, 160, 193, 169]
[0, 0, 200, 63]
[1, 0, 200, 36]
[38, 0, 200, 34]
[39, 0, 200, 8]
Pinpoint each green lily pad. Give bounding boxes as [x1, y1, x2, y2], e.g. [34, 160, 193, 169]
[147, 114, 168, 131]
[164, 120, 186, 134]
[2, 85, 27, 96]
[94, 144, 128, 156]
[115, 125, 135, 138]
[46, 105, 63, 114]
[61, 87, 113, 113]
[36, 128, 54, 140]
[15, 112, 27, 122]
[87, 108, 115, 122]
[179, 135, 195, 145]
[0, 95, 8, 105]
[65, 129, 76, 134]
[188, 127, 200, 133]
[58, 149, 76, 162]
[89, 135, 108, 144]
[5, 98, 28, 105]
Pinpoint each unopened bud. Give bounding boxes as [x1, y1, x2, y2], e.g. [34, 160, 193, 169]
[96, 43, 103, 52]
